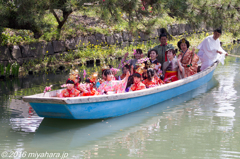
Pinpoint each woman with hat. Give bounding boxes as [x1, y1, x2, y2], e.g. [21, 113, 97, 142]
[162, 46, 185, 83]
[177, 38, 199, 78]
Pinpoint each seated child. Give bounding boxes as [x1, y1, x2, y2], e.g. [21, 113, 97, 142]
[119, 64, 131, 80]
[153, 69, 165, 85]
[129, 73, 146, 91]
[82, 79, 100, 96]
[59, 80, 80, 97]
[66, 69, 82, 91]
[125, 75, 134, 92]
[97, 69, 130, 95]
[97, 66, 109, 88]
[143, 68, 160, 88]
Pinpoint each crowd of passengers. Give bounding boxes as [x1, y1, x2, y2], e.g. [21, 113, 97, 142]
[57, 29, 227, 98]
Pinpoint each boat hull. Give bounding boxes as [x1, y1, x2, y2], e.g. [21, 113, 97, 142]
[28, 66, 215, 119]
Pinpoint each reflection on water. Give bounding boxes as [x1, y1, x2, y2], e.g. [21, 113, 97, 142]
[1, 55, 240, 158]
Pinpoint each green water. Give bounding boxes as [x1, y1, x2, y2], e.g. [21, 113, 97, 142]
[1, 53, 240, 158]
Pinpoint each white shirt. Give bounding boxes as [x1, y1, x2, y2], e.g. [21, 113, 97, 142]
[197, 35, 226, 71]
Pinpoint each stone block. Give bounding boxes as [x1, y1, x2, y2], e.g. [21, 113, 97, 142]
[171, 24, 179, 36]
[128, 33, 134, 42]
[75, 36, 88, 47]
[114, 33, 123, 44]
[167, 25, 172, 35]
[65, 38, 76, 50]
[105, 35, 115, 45]
[122, 31, 129, 41]
[121, 41, 129, 49]
[11, 45, 22, 60]
[178, 24, 186, 35]
[21, 43, 46, 58]
[29, 43, 46, 58]
[53, 41, 66, 53]
[44, 42, 54, 55]
[139, 32, 149, 41]
[88, 35, 97, 46]
[20, 45, 31, 58]
[0, 61, 9, 66]
[185, 24, 193, 33]
[95, 33, 106, 45]
[0, 46, 11, 61]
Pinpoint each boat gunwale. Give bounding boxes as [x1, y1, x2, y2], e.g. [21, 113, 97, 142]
[23, 62, 218, 105]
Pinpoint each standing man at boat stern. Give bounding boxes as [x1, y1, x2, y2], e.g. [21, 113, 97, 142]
[197, 28, 228, 71]
[150, 33, 174, 67]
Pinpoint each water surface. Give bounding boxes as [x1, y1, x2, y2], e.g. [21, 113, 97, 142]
[1, 52, 240, 158]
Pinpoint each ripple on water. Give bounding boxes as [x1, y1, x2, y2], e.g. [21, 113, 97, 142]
[1, 56, 240, 158]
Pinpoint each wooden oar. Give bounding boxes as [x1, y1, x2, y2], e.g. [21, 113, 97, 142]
[227, 54, 240, 58]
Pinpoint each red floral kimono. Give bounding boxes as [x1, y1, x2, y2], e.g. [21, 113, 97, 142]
[163, 71, 178, 83]
[66, 78, 81, 91]
[143, 78, 161, 88]
[61, 88, 80, 97]
[82, 88, 100, 96]
[130, 82, 146, 91]
[155, 76, 165, 85]
[178, 49, 199, 78]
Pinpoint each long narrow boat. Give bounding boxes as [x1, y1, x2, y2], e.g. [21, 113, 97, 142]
[23, 62, 218, 119]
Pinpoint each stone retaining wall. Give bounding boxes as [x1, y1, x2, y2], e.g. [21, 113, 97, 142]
[0, 23, 212, 66]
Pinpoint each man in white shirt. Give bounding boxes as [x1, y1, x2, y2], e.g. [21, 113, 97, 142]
[197, 29, 228, 71]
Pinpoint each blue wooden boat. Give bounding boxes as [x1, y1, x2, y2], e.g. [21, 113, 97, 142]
[23, 62, 218, 119]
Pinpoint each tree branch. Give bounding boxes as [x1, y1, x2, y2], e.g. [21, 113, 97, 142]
[50, 9, 61, 25]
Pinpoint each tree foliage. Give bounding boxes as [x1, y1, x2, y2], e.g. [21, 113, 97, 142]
[0, 0, 239, 40]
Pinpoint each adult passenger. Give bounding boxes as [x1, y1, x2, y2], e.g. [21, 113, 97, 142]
[162, 46, 184, 82]
[151, 33, 174, 67]
[197, 28, 228, 71]
[177, 38, 199, 78]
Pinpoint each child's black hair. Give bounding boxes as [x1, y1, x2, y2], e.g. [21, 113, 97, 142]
[147, 68, 155, 81]
[126, 75, 134, 88]
[66, 80, 74, 84]
[132, 73, 141, 78]
[124, 64, 131, 70]
[103, 69, 113, 77]
[136, 49, 143, 54]
[142, 72, 147, 80]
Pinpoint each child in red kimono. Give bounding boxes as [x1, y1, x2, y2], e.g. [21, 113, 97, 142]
[143, 68, 161, 88]
[82, 79, 100, 96]
[154, 69, 165, 85]
[59, 80, 80, 97]
[129, 73, 146, 91]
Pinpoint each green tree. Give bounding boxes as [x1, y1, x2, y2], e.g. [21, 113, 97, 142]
[0, 0, 239, 41]
[0, 0, 92, 39]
